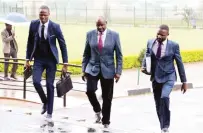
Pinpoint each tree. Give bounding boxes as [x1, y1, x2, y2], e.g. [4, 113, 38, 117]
[175, 7, 195, 27]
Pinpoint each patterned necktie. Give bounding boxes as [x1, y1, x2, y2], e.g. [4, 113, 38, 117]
[156, 42, 162, 58]
[98, 32, 103, 53]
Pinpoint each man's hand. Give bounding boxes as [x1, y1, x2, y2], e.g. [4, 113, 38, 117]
[141, 67, 146, 73]
[25, 61, 30, 69]
[82, 72, 87, 82]
[62, 64, 68, 74]
[12, 33, 15, 38]
[181, 82, 187, 94]
[114, 74, 120, 83]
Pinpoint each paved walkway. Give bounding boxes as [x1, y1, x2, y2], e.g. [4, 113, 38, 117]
[1, 88, 203, 133]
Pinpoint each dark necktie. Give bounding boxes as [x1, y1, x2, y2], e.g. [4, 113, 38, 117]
[41, 24, 45, 40]
[156, 42, 162, 58]
[98, 32, 103, 53]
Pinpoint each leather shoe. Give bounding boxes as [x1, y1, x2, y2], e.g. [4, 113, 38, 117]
[41, 104, 47, 115]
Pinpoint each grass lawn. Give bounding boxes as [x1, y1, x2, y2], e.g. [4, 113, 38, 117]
[0, 23, 203, 62]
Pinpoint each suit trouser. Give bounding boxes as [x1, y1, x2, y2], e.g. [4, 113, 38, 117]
[4, 48, 18, 77]
[86, 73, 114, 125]
[33, 58, 56, 115]
[152, 80, 174, 129]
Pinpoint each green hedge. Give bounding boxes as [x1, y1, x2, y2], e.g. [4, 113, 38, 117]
[0, 50, 203, 76]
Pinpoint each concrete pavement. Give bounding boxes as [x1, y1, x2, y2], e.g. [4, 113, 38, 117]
[1, 88, 203, 133]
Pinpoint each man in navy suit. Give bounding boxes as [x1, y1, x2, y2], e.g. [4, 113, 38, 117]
[142, 25, 187, 133]
[25, 5, 68, 121]
[82, 16, 123, 129]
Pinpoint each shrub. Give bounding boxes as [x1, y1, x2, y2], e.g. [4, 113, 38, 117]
[0, 50, 202, 76]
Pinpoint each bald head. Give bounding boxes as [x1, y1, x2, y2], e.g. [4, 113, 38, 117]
[96, 16, 107, 33]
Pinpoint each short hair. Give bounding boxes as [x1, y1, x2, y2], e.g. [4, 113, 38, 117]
[39, 5, 50, 12]
[159, 24, 169, 31]
[96, 16, 107, 23]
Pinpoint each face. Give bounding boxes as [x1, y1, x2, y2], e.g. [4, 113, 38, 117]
[156, 28, 169, 43]
[39, 9, 50, 24]
[96, 19, 106, 33]
[5, 24, 12, 31]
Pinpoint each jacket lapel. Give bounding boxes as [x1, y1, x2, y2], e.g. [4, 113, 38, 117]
[149, 39, 156, 55]
[162, 39, 171, 58]
[103, 30, 111, 46]
[34, 20, 40, 49]
[47, 20, 53, 42]
[93, 30, 100, 55]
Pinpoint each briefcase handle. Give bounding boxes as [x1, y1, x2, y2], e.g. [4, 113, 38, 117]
[61, 72, 70, 80]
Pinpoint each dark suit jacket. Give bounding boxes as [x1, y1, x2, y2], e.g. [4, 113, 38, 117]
[26, 19, 68, 63]
[82, 29, 123, 79]
[142, 39, 187, 83]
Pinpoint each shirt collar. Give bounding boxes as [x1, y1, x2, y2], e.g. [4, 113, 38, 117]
[156, 39, 167, 45]
[162, 39, 167, 45]
[97, 29, 107, 35]
[40, 20, 49, 27]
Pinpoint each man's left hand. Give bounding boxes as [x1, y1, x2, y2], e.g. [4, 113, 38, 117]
[62, 64, 68, 74]
[114, 74, 120, 83]
[181, 82, 187, 94]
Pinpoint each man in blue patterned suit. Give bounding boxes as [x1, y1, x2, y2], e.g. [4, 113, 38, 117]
[142, 24, 187, 133]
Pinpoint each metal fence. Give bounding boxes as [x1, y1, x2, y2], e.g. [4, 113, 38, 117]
[0, 0, 203, 27]
[0, 57, 85, 107]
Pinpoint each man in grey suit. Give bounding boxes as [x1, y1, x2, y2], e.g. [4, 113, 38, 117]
[82, 16, 123, 129]
[142, 25, 187, 133]
[1, 24, 18, 80]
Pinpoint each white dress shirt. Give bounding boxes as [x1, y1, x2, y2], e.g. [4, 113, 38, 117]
[38, 20, 49, 39]
[97, 29, 107, 46]
[152, 39, 167, 58]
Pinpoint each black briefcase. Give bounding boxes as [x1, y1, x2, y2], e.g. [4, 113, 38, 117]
[56, 73, 73, 97]
[23, 66, 33, 80]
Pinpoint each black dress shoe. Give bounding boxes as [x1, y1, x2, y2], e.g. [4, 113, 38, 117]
[41, 104, 47, 115]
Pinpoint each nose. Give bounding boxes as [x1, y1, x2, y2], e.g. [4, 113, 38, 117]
[157, 35, 162, 38]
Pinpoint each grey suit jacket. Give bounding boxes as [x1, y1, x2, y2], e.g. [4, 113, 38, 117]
[142, 39, 187, 83]
[1, 29, 18, 54]
[82, 29, 123, 79]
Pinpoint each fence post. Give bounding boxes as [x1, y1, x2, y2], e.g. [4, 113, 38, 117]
[63, 94, 66, 107]
[145, 0, 147, 23]
[55, 3, 57, 21]
[137, 67, 140, 85]
[23, 75, 26, 99]
[161, 8, 163, 24]
[133, 6, 136, 27]
[85, 6, 87, 24]
[3, 2, 5, 14]
[64, 7, 66, 24]
[16, 3, 18, 12]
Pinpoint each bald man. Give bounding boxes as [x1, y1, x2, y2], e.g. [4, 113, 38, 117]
[82, 16, 123, 129]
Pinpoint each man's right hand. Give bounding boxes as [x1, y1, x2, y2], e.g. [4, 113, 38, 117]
[82, 72, 87, 82]
[12, 33, 15, 38]
[141, 67, 147, 73]
[25, 61, 30, 69]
